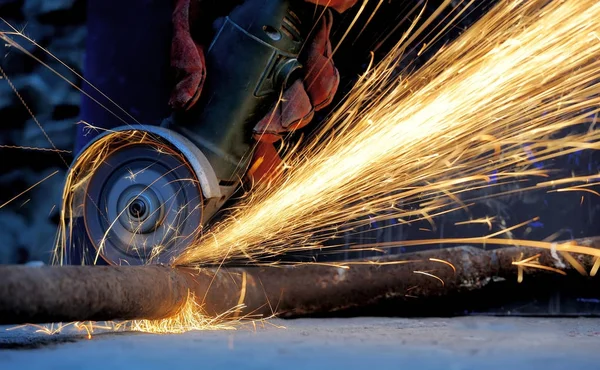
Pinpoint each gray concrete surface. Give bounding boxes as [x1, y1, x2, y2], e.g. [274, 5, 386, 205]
[1, 317, 600, 369]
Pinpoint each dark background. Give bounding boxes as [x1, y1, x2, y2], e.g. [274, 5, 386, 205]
[0, 0, 598, 267]
[0, 0, 85, 264]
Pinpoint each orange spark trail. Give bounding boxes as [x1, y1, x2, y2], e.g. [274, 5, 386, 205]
[0, 171, 59, 209]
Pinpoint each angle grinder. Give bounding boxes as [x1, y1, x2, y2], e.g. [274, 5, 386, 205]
[64, 0, 312, 265]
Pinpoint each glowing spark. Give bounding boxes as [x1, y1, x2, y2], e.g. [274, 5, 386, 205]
[247, 157, 265, 178]
[517, 264, 523, 283]
[591, 257, 600, 277]
[512, 253, 567, 278]
[536, 174, 600, 188]
[472, 134, 501, 157]
[485, 217, 539, 239]
[558, 250, 588, 276]
[454, 216, 496, 230]
[405, 285, 419, 293]
[233, 272, 248, 319]
[429, 258, 456, 274]
[512, 262, 568, 276]
[360, 238, 600, 258]
[513, 253, 542, 265]
[74, 322, 94, 340]
[124, 292, 238, 334]
[10, 295, 245, 338]
[413, 270, 445, 286]
[550, 187, 600, 197]
[0, 171, 58, 209]
[0, 66, 68, 167]
[0, 23, 139, 126]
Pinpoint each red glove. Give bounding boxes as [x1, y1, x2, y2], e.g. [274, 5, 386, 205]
[169, 0, 358, 184]
[170, 0, 205, 110]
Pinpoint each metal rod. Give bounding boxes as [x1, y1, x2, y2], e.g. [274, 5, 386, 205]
[0, 242, 598, 325]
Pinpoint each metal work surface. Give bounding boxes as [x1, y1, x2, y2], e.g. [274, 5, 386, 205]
[2, 317, 599, 369]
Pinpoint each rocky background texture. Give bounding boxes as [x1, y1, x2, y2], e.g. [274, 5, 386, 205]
[0, 0, 85, 263]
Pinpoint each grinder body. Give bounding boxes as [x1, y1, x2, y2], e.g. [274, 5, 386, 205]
[67, 0, 312, 265]
[167, 0, 307, 183]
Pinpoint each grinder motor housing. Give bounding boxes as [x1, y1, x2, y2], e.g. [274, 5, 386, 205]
[164, 0, 312, 219]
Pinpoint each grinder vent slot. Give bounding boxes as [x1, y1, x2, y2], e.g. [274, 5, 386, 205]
[282, 11, 302, 42]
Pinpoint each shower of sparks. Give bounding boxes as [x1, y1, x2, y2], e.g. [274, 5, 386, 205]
[7, 293, 246, 338]
[118, 292, 241, 334]
[173, 0, 600, 266]
[7, 0, 600, 335]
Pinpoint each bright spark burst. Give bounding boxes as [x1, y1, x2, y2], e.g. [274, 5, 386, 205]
[8, 293, 242, 338]
[174, 0, 600, 266]
[119, 292, 240, 334]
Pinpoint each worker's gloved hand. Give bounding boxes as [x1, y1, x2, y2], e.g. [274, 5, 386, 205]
[170, 0, 206, 110]
[169, 0, 358, 184]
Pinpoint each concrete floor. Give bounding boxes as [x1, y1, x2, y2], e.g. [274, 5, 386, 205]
[1, 317, 600, 369]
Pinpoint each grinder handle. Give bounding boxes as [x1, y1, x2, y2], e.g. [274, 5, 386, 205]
[168, 0, 313, 183]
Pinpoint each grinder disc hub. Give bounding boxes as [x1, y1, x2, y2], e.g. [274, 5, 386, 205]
[117, 184, 164, 233]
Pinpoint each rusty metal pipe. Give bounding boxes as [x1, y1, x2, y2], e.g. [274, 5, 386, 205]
[0, 243, 598, 325]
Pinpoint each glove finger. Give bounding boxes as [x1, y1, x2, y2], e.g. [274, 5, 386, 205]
[246, 141, 284, 185]
[252, 79, 315, 141]
[169, 0, 206, 110]
[303, 9, 339, 111]
[304, 0, 359, 13]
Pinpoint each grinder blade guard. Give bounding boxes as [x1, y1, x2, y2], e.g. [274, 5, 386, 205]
[63, 0, 311, 265]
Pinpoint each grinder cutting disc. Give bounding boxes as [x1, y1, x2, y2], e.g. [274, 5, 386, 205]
[83, 140, 203, 265]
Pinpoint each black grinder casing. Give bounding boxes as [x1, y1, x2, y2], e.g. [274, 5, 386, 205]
[166, 0, 313, 183]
